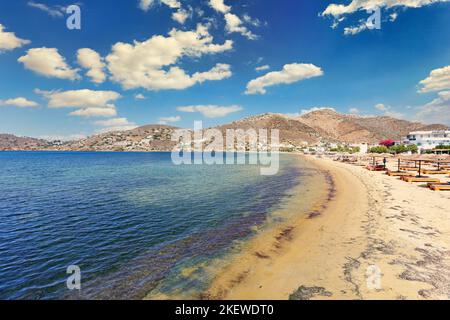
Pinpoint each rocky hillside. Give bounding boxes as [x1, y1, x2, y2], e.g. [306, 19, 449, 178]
[1, 110, 448, 151]
[216, 113, 322, 147]
[0, 134, 48, 151]
[56, 125, 180, 152]
[297, 109, 448, 144]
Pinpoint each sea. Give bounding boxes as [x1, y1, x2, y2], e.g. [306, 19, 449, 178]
[0, 151, 323, 299]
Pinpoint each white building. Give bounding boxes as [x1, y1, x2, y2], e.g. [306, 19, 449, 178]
[404, 130, 450, 151]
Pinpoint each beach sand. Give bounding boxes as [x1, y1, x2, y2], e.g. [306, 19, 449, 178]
[202, 155, 450, 300]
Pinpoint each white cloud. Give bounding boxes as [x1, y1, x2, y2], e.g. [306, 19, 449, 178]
[323, 0, 449, 18]
[95, 117, 134, 127]
[375, 103, 389, 111]
[18, 48, 79, 80]
[134, 93, 146, 100]
[344, 23, 368, 35]
[0, 97, 39, 108]
[0, 24, 30, 52]
[418, 65, 450, 93]
[373, 103, 405, 118]
[416, 91, 450, 124]
[192, 63, 232, 83]
[172, 8, 191, 24]
[209, 0, 231, 13]
[37, 89, 120, 118]
[158, 116, 181, 124]
[177, 104, 242, 118]
[349, 107, 360, 114]
[255, 65, 270, 72]
[96, 117, 138, 133]
[139, 0, 155, 11]
[209, 0, 260, 40]
[70, 107, 117, 118]
[245, 63, 324, 95]
[37, 89, 121, 109]
[77, 48, 106, 84]
[224, 13, 258, 40]
[321, 0, 449, 34]
[105, 25, 233, 91]
[300, 107, 336, 115]
[27, 1, 65, 18]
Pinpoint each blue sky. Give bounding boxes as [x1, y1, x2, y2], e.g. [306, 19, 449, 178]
[0, 0, 449, 139]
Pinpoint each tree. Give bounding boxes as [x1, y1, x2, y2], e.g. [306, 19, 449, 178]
[369, 145, 389, 153]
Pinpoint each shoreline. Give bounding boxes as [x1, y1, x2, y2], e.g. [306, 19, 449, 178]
[200, 155, 450, 300]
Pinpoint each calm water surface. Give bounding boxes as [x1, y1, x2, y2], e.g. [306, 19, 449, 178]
[0, 151, 307, 299]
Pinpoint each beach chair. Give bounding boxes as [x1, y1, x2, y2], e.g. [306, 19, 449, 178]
[401, 176, 440, 184]
[386, 170, 413, 177]
[400, 167, 420, 171]
[420, 169, 449, 175]
[366, 165, 387, 172]
[429, 183, 450, 191]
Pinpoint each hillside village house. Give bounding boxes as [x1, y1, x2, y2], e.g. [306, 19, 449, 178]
[404, 130, 450, 151]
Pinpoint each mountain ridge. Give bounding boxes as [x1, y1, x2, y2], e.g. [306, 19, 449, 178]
[1, 110, 448, 151]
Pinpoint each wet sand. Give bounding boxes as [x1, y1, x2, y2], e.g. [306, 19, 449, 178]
[202, 155, 450, 300]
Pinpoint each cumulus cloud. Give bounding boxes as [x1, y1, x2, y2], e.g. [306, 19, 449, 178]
[375, 103, 389, 111]
[37, 89, 121, 118]
[245, 63, 324, 95]
[0, 24, 30, 52]
[138, 0, 189, 24]
[224, 13, 258, 40]
[95, 117, 135, 127]
[95, 117, 138, 133]
[415, 91, 450, 124]
[0, 97, 39, 108]
[255, 65, 270, 72]
[105, 25, 233, 91]
[177, 105, 242, 118]
[349, 107, 360, 114]
[209, 0, 260, 40]
[77, 48, 106, 84]
[172, 8, 191, 24]
[158, 116, 181, 124]
[344, 23, 368, 35]
[300, 107, 336, 115]
[209, 0, 231, 13]
[322, 0, 448, 18]
[27, 1, 65, 18]
[18, 48, 79, 80]
[321, 0, 449, 34]
[70, 107, 117, 118]
[134, 93, 146, 100]
[37, 89, 121, 108]
[418, 65, 450, 93]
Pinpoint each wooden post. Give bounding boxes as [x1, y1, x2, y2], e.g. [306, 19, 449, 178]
[418, 160, 422, 178]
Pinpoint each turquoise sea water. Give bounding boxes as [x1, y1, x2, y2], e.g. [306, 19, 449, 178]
[0, 152, 305, 300]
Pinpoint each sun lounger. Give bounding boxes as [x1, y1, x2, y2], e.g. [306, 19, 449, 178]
[420, 170, 449, 175]
[429, 184, 450, 191]
[427, 181, 448, 187]
[366, 165, 387, 171]
[401, 176, 440, 183]
[386, 170, 413, 177]
[400, 167, 420, 171]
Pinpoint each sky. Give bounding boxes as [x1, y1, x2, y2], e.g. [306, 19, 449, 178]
[0, 0, 449, 140]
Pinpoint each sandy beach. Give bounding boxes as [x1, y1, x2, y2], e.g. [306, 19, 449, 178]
[201, 155, 450, 300]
